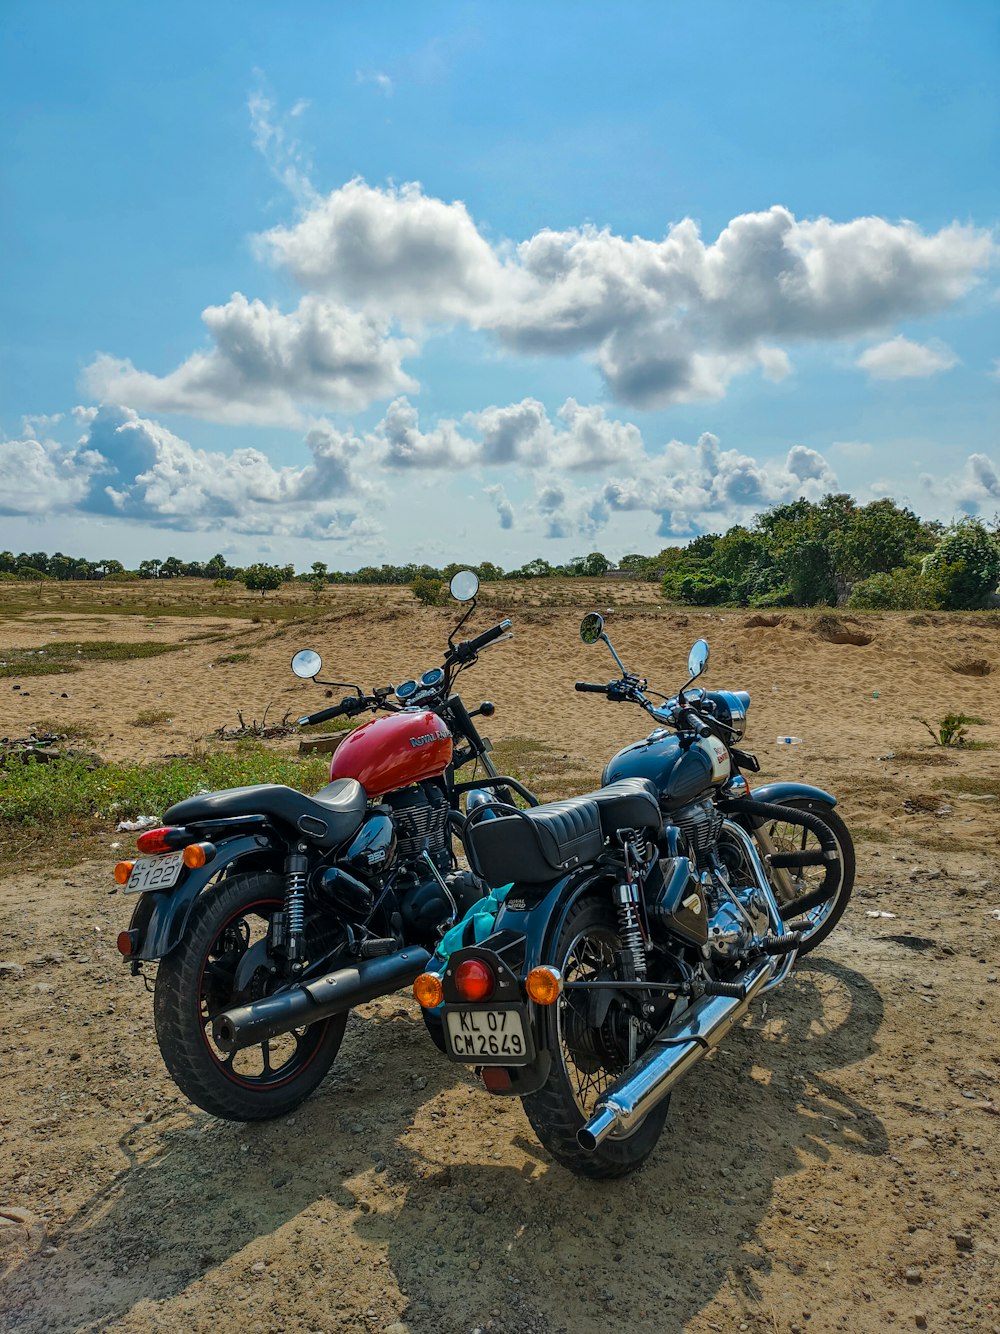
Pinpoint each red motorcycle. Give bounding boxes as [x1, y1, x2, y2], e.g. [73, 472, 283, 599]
[115, 571, 533, 1121]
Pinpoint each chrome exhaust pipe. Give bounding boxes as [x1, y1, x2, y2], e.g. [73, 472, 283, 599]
[577, 957, 772, 1152]
[212, 946, 431, 1053]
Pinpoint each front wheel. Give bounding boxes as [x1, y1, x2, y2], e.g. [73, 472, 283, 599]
[756, 799, 855, 954]
[522, 893, 670, 1179]
[153, 872, 347, 1121]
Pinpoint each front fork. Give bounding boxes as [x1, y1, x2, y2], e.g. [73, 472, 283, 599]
[718, 819, 798, 992]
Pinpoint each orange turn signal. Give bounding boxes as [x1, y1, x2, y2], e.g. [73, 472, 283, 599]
[525, 966, 563, 1006]
[413, 972, 444, 1009]
[114, 861, 135, 885]
[183, 843, 208, 869]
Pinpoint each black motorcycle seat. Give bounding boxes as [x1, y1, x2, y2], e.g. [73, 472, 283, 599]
[164, 779, 367, 849]
[467, 779, 662, 887]
[588, 777, 662, 837]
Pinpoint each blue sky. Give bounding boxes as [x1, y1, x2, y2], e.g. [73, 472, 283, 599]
[1, 0, 997, 569]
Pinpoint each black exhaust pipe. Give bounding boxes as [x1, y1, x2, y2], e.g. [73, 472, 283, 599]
[212, 946, 431, 1053]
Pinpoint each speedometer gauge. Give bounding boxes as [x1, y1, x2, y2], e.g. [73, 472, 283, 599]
[421, 667, 445, 688]
[394, 679, 418, 701]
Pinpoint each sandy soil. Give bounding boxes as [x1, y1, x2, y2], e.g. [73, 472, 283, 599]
[1, 586, 999, 1333]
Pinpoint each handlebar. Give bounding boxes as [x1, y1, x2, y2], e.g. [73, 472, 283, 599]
[296, 694, 368, 728]
[575, 681, 611, 694]
[450, 619, 513, 664]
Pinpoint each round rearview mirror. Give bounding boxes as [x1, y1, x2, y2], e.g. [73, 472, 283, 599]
[580, 612, 605, 645]
[290, 649, 323, 679]
[449, 569, 480, 602]
[687, 639, 709, 679]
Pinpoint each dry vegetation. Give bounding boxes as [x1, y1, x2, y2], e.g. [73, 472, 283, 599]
[1, 579, 999, 1333]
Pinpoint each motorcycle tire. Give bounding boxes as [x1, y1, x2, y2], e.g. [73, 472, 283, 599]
[759, 798, 855, 955]
[153, 871, 347, 1121]
[521, 893, 670, 1179]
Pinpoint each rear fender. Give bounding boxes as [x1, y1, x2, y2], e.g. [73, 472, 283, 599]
[493, 864, 616, 1050]
[127, 832, 278, 962]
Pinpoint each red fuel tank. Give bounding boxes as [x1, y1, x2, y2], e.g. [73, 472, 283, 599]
[329, 709, 453, 798]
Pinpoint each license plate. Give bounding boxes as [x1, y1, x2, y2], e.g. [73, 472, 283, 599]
[445, 1006, 531, 1064]
[124, 851, 185, 895]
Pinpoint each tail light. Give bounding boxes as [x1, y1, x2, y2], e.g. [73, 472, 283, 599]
[116, 929, 140, 957]
[454, 958, 495, 1003]
[136, 826, 190, 855]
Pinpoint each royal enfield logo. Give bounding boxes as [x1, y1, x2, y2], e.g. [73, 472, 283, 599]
[409, 730, 449, 748]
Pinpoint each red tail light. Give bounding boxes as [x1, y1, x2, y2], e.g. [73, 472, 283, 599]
[454, 958, 495, 1002]
[136, 826, 188, 855]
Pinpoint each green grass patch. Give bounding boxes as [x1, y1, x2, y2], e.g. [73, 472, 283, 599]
[931, 775, 1000, 798]
[0, 640, 183, 678]
[462, 736, 593, 805]
[0, 658, 82, 678]
[214, 651, 253, 665]
[131, 709, 173, 727]
[0, 741, 332, 838]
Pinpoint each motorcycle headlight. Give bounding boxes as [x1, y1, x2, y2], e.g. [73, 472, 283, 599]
[706, 690, 750, 742]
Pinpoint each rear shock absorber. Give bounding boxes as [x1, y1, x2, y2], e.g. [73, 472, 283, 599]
[613, 880, 647, 981]
[284, 850, 308, 972]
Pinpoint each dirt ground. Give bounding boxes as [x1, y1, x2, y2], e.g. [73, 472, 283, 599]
[1, 585, 999, 1333]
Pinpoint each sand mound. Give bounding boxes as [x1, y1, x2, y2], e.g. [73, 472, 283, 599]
[811, 615, 873, 646]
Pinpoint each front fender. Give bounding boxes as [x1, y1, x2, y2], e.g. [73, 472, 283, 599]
[126, 833, 277, 962]
[749, 781, 836, 810]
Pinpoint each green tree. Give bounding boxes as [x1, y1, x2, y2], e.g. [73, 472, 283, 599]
[241, 563, 284, 596]
[411, 575, 443, 605]
[923, 519, 1000, 609]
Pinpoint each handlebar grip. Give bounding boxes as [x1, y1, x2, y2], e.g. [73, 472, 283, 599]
[454, 619, 513, 662]
[297, 695, 365, 727]
[575, 682, 610, 694]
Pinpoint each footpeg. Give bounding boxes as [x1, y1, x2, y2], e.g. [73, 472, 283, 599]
[701, 979, 747, 1000]
[757, 930, 802, 956]
[359, 937, 397, 959]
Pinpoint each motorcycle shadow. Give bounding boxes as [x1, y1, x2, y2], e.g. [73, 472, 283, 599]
[0, 1009, 451, 1333]
[353, 956, 888, 1334]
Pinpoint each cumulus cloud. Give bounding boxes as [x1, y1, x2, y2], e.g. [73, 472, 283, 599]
[259, 179, 508, 323]
[0, 430, 110, 515]
[258, 185, 993, 408]
[85, 293, 418, 426]
[373, 397, 476, 469]
[63, 406, 380, 541]
[484, 483, 514, 529]
[586, 426, 848, 530]
[857, 335, 959, 379]
[918, 451, 1000, 517]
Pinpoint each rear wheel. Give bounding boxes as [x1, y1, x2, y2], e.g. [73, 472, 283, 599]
[756, 799, 855, 954]
[522, 894, 670, 1179]
[153, 872, 347, 1121]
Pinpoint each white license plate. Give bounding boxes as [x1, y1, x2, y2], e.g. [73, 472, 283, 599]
[445, 1007, 529, 1063]
[124, 851, 185, 895]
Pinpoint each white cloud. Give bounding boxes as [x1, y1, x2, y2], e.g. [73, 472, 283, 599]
[373, 397, 476, 469]
[918, 451, 1000, 517]
[356, 70, 393, 96]
[258, 185, 992, 409]
[248, 86, 317, 206]
[259, 179, 507, 323]
[484, 483, 514, 529]
[857, 335, 959, 379]
[85, 293, 418, 426]
[0, 431, 109, 515]
[74, 407, 380, 541]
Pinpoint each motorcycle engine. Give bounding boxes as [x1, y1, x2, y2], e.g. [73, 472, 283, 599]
[384, 782, 479, 941]
[706, 882, 770, 960]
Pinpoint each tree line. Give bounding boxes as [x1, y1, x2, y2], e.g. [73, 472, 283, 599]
[2, 496, 999, 609]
